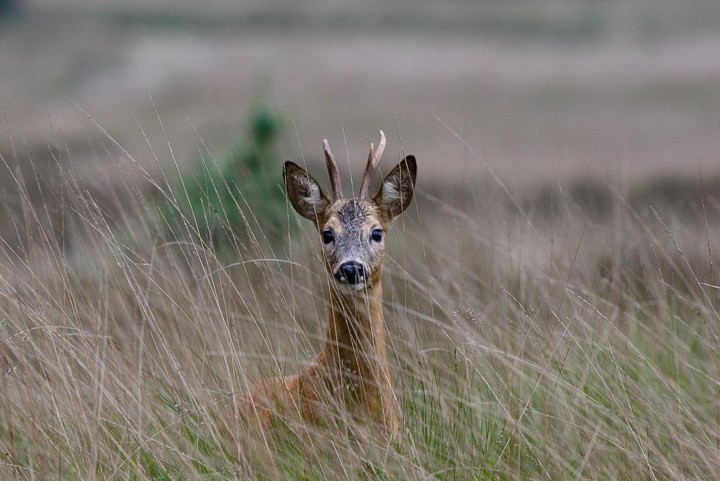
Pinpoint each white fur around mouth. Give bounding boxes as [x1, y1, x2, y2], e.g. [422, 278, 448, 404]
[336, 279, 367, 292]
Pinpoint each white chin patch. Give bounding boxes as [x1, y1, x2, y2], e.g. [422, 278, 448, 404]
[336, 280, 366, 293]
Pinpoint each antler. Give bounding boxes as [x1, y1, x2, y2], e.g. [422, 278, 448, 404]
[358, 130, 386, 199]
[323, 138, 343, 199]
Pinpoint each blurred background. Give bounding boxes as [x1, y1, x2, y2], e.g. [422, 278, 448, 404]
[5, 3, 720, 477]
[2, 0, 720, 244]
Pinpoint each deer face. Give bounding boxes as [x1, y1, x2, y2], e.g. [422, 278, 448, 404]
[284, 133, 416, 292]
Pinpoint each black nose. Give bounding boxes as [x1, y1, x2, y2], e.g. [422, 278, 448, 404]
[335, 262, 365, 285]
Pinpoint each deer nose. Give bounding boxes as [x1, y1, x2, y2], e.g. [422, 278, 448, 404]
[335, 262, 365, 285]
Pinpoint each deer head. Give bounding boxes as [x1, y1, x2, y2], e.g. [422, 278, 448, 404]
[284, 131, 416, 292]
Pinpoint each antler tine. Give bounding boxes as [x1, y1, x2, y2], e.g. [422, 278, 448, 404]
[323, 139, 343, 199]
[359, 130, 386, 199]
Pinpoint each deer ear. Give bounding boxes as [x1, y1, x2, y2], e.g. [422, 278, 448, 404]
[373, 155, 417, 220]
[284, 161, 331, 224]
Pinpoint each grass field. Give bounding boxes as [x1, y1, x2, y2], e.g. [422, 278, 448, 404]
[2, 2, 720, 479]
[1, 127, 719, 479]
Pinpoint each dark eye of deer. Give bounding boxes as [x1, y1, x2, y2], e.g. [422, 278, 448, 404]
[322, 229, 335, 245]
[370, 228, 383, 243]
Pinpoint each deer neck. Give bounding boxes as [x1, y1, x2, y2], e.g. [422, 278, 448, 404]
[322, 282, 390, 386]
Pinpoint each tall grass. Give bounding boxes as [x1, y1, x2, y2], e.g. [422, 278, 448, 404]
[0, 129, 719, 480]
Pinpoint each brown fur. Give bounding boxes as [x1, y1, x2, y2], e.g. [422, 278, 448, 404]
[231, 283, 399, 435]
[225, 147, 416, 442]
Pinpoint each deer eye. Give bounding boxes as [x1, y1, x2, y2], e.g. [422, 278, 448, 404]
[322, 229, 335, 245]
[370, 228, 383, 243]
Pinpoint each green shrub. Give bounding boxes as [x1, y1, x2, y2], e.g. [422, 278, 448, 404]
[160, 105, 287, 251]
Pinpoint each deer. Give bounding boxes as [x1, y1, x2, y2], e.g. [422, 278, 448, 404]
[226, 131, 416, 441]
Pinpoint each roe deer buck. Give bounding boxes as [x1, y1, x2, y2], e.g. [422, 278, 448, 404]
[228, 131, 416, 439]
